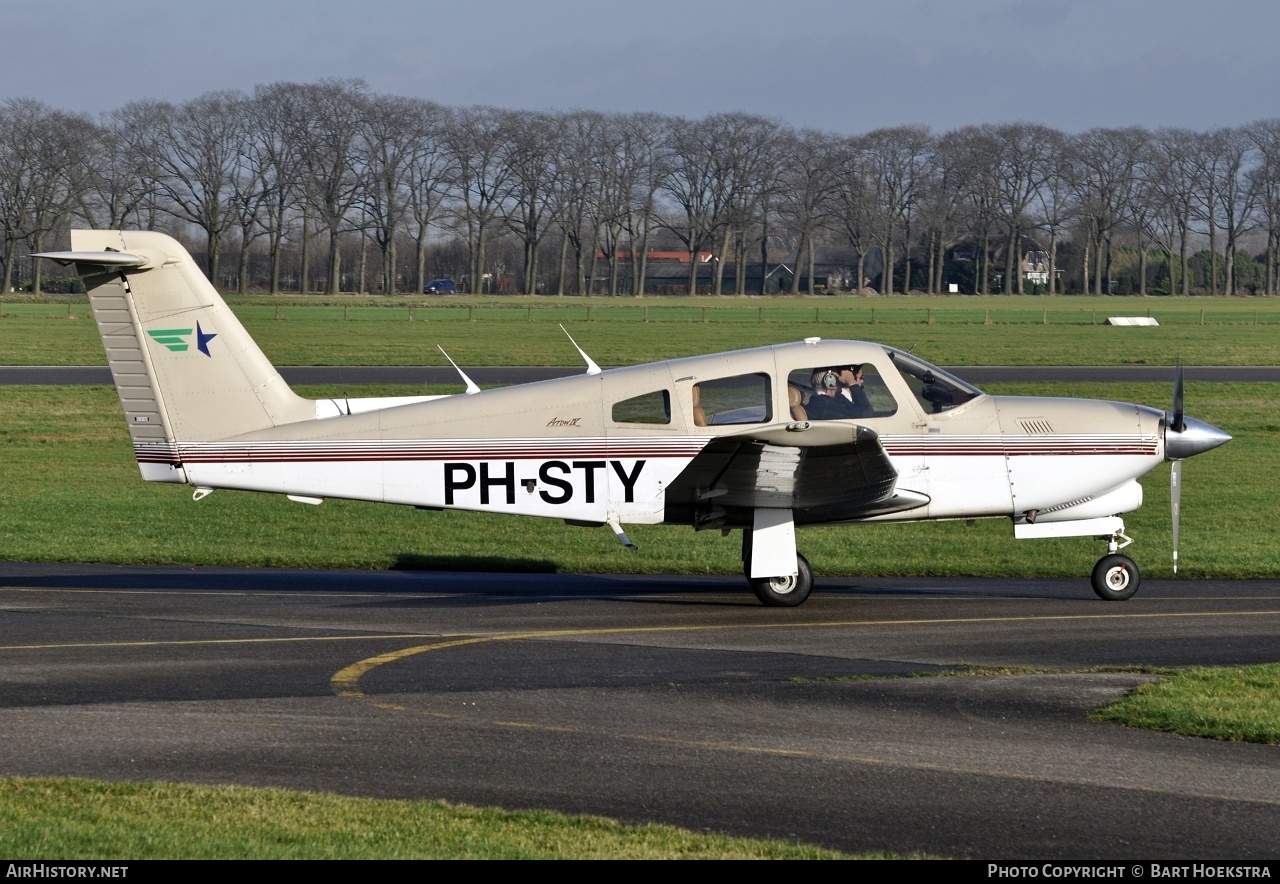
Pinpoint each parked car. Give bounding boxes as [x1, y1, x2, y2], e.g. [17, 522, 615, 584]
[423, 278, 457, 294]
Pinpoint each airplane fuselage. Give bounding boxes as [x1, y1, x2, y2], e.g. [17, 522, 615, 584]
[137, 340, 1165, 532]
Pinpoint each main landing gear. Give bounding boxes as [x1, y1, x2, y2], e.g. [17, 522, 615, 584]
[748, 553, 813, 607]
[741, 509, 814, 607]
[1092, 530, 1140, 601]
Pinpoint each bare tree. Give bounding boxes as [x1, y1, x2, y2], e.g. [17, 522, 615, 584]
[502, 111, 560, 294]
[83, 108, 160, 231]
[297, 79, 368, 294]
[989, 124, 1057, 294]
[142, 91, 254, 286]
[14, 80, 1280, 299]
[1209, 127, 1260, 295]
[227, 121, 274, 294]
[947, 126, 1004, 294]
[865, 125, 931, 294]
[1127, 141, 1164, 296]
[1070, 128, 1146, 295]
[662, 113, 767, 295]
[360, 93, 433, 294]
[0, 99, 94, 292]
[404, 102, 454, 294]
[1147, 128, 1202, 295]
[1246, 119, 1280, 294]
[831, 136, 879, 293]
[548, 111, 607, 295]
[250, 83, 310, 294]
[777, 129, 839, 294]
[447, 106, 516, 293]
[1021, 129, 1069, 293]
[592, 114, 641, 296]
[920, 130, 976, 294]
[703, 114, 784, 295]
[612, 113, 672, 296]
[1190, 130, 1227, 294]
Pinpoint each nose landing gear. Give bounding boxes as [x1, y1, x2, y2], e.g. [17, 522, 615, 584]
[1092, 529, 1139, 601]
[1092, 553, 1139, 600]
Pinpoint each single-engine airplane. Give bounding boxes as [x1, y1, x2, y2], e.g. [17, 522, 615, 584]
[40, 231, 1231, 606]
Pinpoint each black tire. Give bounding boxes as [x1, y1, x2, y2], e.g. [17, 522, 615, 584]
[1091, 553, 1140, 601]
[749, 553, 814, 607]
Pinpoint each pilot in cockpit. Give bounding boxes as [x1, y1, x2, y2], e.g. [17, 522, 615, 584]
[806, 365, 873, 420]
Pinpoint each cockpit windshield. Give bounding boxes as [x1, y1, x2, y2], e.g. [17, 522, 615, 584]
[885, 348, 983, 414]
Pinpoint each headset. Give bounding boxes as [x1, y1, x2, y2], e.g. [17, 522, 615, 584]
[816, 366, 862, 390]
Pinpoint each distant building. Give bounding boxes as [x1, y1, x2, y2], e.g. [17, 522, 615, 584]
[594, 250, 852, 294]
[592, 258, 791, 295]
[950, 234, 1050, 289]
[597, 249, 715, 264]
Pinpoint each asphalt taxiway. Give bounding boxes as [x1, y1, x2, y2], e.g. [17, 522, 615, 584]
[1, 563, 1277, 859]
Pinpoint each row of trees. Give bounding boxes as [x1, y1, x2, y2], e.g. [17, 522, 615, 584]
[3, 79, 1280, 296]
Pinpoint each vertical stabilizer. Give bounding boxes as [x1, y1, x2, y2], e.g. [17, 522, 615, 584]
[41, 230, 314, 481]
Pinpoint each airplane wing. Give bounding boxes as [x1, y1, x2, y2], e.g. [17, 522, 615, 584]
[665, 422, 929, 528]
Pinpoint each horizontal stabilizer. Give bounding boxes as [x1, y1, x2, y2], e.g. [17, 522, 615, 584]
[35, 250, 153, 269]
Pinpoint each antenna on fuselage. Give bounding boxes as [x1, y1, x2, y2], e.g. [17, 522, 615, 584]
[560, 324, 602, 375]
[437, 346, 480, 394]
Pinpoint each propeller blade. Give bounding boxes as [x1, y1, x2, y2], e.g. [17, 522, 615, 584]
[1171, 459, 1182, 574]
[1171, 361, 1185, 433]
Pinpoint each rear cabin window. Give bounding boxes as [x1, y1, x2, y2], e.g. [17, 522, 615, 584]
[612, 390, 671, 424]
[693, 373, 772, 426]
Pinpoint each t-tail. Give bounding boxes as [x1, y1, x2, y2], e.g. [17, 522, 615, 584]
[39, 230, 316, 483]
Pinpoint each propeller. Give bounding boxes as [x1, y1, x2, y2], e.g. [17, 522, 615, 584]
[1170, 362, 1183, 574]
[1170, 459, 1181, 574]
[1163, 362, 1231, 574]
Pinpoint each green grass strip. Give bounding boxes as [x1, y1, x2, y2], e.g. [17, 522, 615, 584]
[0, 777, 870, 859]
[1091, 663, 1280, 743]
[4, 293, 1280, 366]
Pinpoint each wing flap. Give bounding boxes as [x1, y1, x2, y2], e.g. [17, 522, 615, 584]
[666, 423, 927, 527]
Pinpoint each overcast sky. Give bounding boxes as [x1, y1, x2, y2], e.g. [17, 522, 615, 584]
[11, 0, 1278, 133]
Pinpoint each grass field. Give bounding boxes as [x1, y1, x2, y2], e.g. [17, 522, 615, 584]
[1092, 663, 1280, 744]
[0, 778, 859, 859]
[2, 293, 1279, 366]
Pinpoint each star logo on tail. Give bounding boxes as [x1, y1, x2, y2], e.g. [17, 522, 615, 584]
[196, 322, 217, 357]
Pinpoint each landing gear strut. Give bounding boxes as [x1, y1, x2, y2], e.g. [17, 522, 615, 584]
[741, 510, 814, 607]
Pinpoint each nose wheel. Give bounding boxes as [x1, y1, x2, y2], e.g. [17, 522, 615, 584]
[1092, 553, 1140, 601]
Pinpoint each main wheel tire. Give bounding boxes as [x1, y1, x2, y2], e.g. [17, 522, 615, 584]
[1091, 553, 1140, 601]
[748, 553, 814, 607]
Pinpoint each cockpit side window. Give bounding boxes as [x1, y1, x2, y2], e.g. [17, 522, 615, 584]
[885, 348, 982, 415]
[786, 365, 897, 420]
